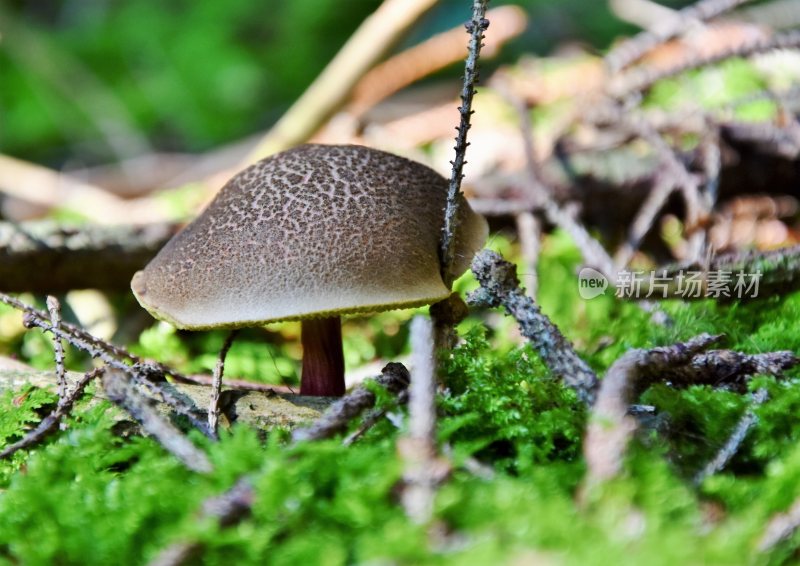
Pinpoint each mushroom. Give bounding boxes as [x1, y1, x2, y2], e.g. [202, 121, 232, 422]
[131, 144, 487, 396]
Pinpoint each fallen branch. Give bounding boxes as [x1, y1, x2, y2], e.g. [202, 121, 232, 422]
[468, 249, 599, 404]
[0, 221, 179, 293]
[102, 369, 213, 474]
[291, 362, 410, 443]
[583, 334, 798, 491]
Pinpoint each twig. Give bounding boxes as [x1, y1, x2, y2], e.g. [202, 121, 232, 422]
[0, 366, 104, 460]
[343, 390, 409, 446]
[46, 296, 67, 406]
[242, 0, 439, 164]
[208, 330, 238, 437]
[759, 497, 800, 552]
[349, 5, 526, 117]
[147, 477, 254, 566]
[0, 291, 199, 385]
[693, 387, 768, 485]
[468, 249, 599, 404]
[583, 334, 722, 490]
[399, 316, 443, 524]
[610, 29, 800, 98]
[502, 87, 617, 280]
[102, 369, 213, 474]
[440, 0, 490, 286]
[614, 174, 676, 268]
[583, 335, 797, 490]
[10, 302, 210, 436]
[516, 211, 541, 298]
[605, 0, 753, 73]
[291, 362, 410, 443]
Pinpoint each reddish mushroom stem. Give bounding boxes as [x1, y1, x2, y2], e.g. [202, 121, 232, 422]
[300, 316, 346, 396]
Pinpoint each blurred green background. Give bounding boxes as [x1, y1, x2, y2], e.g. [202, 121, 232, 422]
[0, 0, 710, 168]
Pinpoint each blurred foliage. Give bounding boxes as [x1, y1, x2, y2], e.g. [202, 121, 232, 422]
[0, 0, 675, 167]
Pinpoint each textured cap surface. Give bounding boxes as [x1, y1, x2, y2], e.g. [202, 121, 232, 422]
[132, 144, 487, 329]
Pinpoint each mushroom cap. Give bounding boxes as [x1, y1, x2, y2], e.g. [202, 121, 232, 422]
[131, 144, 487, 329]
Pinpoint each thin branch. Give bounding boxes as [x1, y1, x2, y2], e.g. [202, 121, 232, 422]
[759, 498, 800, 552]
[440, 0, 490, 286]
[343, 390, 409, 446]
[583, 335, 797, 490]
[102, 369, 213, 474]
[400, 316, 442, 524]
[468, 249, 599, 404]
[693, 387, 768, 485]
[0, 367, 104, 460]
[610, 29, 800, 98]
[349, 5, 526, 117]
[516, 211, 541, 298]
[208, 330, 238, 437]
[614, 174, 676, 268]
[46, 296, 67, 406]
[291, 363, 410, 443]
[605, 0, 753, 73]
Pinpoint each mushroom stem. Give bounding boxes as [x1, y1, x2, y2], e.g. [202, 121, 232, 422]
[300, 316, 346, 396]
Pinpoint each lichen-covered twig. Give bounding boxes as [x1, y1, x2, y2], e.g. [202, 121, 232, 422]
[399, 316, 444, 524]
[102, 369, 213, 474]
[605, 0, 753, 73]
[291, 362, 410, 443]
[693, 387, 768, 485]
[0, 366, 104, 460]
[147, 477, 254, 566]
[468, 249, 599, 404]
[440, 0, 489, 285]
[208, 330, 238, 437]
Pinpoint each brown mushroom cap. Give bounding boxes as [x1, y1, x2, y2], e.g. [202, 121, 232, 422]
[131, 144, 487, 329]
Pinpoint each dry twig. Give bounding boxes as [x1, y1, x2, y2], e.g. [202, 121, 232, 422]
[102, 369, 213, 474]
[605, 0, 753, 73]
[440, 0, 490, 285]
[399, 316, 444, 524]
[208, 330, 238, 437]
[693, 387, 768, 485]
[291, 363, 410, 443]
[46, 296, 67, 405]
[468, 249, 599, 404]
[583, 335, 797, 490]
